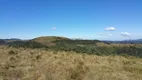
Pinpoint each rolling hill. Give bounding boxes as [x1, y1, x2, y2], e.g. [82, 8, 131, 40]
[1, 36, 142, 58]
[32, 36, 70, 46]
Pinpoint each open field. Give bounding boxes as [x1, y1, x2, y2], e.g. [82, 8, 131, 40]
[0, 46, 142, 80]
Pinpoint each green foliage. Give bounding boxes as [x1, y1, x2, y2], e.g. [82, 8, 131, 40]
[8, 41, 48, 49]
[115, 46, 142, 57]
[6, 38, 142, 58]
[52, 39, 142, 58]
[0, 39, 5, 45]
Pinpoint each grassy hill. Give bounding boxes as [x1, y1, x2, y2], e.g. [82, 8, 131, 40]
[4, 36, 142, 58]
[32, 36, 69, 46]
[0, 46, 142, 80]
[0, 37, 142, 80]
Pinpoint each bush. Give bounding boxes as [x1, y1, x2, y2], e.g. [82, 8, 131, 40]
[8, 50, 17, 55]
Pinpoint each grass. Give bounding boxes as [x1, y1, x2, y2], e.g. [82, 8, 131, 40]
[32, 36, 69, 46]
[0, 46, 142, 80]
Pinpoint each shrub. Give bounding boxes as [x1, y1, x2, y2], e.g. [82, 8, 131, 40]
[8, 50, 17, 55]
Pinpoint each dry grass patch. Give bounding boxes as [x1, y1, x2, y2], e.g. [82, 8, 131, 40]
[0, 46, 142, 80]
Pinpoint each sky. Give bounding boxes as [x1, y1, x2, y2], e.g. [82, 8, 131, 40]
[0, 0, 142, 40]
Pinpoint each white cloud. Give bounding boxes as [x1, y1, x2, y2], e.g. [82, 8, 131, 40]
[105, 27, 116, 31]
[52, 27, 56, 30]
[121, 32, 131, 37]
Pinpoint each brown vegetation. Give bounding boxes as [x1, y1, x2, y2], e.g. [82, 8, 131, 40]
[0, 46, 142, 80]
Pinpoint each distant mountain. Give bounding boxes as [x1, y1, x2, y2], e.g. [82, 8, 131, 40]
[3, 38, 21, 43]
[103, 38, 142, 44]
[0, 38, 21, 45]
[135, 39, 142, 41]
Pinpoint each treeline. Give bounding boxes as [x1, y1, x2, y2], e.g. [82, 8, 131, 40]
[0, 39, 6, 45]
[7, 41, 48, 49]
[6, 39, 142, 58]
[52, 40, 142, 58]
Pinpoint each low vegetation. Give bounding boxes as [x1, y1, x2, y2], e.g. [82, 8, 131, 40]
[0, 46, 142, 80]
[7, 40, 48, 49]
[5, 36, 142, 58]
[0, 36, 142, 80]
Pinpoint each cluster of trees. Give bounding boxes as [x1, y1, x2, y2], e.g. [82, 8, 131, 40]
[52, 40, 142, 57]
[0, 39, 5, 45]
[8, 41, 48, 49]
[115, 46, 142, 57]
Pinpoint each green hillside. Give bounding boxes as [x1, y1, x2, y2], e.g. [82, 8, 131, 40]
[32, 36, 69, 46]
[6, 36, 142, 58]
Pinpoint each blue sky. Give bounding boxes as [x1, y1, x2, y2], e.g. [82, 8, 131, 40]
[0, 0, 142, 40]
